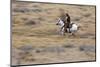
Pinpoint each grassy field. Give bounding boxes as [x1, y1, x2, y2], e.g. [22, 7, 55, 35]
[12, 1, 96, 65]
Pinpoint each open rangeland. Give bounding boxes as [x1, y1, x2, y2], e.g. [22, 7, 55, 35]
[12, 1, 96, 65]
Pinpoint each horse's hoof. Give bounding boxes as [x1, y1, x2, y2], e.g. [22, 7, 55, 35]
[69, 31, 71, 33]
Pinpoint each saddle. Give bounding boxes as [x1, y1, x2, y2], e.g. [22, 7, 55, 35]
[64, 23, 74, 33]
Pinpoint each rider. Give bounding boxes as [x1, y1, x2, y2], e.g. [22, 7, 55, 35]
[59, 12, 71, 33]
[65, 13, 71, 33]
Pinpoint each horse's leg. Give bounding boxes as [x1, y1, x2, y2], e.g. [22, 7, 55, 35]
[69, 28, 71, 33]
[59, 28, 62, 35]
[60, 28, 65, 35]
[59, 27, 62, 35]
[71, 33, 76, 37]
[64, 27, 68, 33]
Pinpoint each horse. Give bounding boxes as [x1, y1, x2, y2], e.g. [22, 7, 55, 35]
[56, 18, 65, 35]
[56, 18, 80, 36]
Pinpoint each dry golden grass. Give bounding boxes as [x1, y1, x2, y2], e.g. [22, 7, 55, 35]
[12, 1, 96, 65]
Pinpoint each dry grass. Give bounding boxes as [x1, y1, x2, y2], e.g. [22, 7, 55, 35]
[12, 1, 96, 65]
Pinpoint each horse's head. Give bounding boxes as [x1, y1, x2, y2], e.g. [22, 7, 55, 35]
[56, 18, 64, 26]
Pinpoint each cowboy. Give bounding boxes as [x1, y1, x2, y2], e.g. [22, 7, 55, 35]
[64, 13, 71, 33]
[60, 13, 71, 33]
